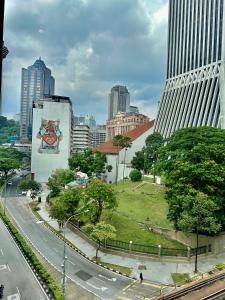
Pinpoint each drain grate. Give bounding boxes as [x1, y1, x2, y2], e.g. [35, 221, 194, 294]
[75, 270, 92, 281]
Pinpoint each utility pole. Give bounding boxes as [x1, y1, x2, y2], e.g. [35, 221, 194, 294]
[0, 0, 6, 115]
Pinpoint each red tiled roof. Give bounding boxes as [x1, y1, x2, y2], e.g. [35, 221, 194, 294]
[96, 120, 155, 154]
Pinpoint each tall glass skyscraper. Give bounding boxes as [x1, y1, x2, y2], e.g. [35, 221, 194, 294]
[20, 58, 55, 141]
[155, 0, 225, 137]
[108, 85, 130, 120]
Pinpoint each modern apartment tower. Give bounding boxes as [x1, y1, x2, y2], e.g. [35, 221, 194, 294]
[108, 85, 130, 119]
[155, 0, 225, 137]
[20, 58, 55, 142]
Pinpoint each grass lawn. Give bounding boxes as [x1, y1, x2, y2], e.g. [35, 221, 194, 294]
[113, 180, 173, 229]
[91, 257, 132, 276]
[171, 273, 190, 286]
[100, 180, 186, 249]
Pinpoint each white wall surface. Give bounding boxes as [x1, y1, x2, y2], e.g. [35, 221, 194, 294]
[105, 126, 154, 183]
[31, 101, 71, 182]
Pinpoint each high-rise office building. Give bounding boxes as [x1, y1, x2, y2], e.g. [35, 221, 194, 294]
[155, 0, 225, 137]
[108, 85, 130, 119]
[20, 58, 55, 142]
[90, 125, 106, 147]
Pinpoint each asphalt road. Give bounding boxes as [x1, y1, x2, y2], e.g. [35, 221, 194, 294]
[0, 218, 48, 300]
[1, 177, 133, 300]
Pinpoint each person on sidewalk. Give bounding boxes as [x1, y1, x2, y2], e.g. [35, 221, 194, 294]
[140, 272, 143, 283]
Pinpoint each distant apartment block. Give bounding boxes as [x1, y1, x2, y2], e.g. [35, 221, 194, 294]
[74, 114, 96, 128]
[155, 0, 225, 137]
[90, 125, 106, 147]
[71, 125, 90, 153]
[106, 112, 149, 141]
[20, 58, 55, 142]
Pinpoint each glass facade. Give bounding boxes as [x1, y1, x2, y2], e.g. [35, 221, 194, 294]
[20, 58, 55, 140]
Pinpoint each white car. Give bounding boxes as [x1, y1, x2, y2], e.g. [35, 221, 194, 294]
[21, 191, 27, 195]
[7, 181, 12, 185]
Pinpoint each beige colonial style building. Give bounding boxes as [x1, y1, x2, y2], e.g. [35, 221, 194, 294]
[106, 112, 149, 141]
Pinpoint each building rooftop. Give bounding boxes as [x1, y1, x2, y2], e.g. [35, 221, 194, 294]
[97, 120, 154, 154]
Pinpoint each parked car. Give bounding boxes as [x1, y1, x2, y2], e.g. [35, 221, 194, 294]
[7, 181, 12, 185]
[21, 191, 27, 195]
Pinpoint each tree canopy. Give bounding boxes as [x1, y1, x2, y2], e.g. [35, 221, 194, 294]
[19, 180, 40, 191]
[47, 169, 75, 195]
[84, 179, 117, 224]
[157, 127, 225, 231]
[69, 148, 106, 177]
[0, 116, 20, 145]
[84, 221, 116, 258]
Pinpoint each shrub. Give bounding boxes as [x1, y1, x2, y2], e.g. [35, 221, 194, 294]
[129, 169, 142, 182]
[215, 262, 225, 271]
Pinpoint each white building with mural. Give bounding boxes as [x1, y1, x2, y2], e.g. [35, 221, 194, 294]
[31, 95, 72, 182]
[97, 121, 154, 183]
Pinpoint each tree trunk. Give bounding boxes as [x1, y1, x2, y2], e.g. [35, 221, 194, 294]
[115, 149, 119, 184]
[195, 229, 199, 273]
[94, 200, 103, 224]
[95, 241, 101, 259]
[122, 149, 127, 183]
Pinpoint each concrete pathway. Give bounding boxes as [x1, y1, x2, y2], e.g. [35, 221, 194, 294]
[37, 185, 225, 286]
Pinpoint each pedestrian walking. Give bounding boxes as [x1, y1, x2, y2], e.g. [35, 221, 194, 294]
[140, 272, 143, 283]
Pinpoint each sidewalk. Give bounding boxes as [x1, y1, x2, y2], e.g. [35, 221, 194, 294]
[38, 185, 225, 285]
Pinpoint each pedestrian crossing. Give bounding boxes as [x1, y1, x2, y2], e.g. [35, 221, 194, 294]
[116, 280, 170, 300]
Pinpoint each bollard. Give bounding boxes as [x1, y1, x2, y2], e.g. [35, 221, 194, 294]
[129, 241, 133, 253]
[158, 244, 161, 257]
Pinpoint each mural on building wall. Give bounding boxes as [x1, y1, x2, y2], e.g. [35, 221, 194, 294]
[37, 119, 63, 154]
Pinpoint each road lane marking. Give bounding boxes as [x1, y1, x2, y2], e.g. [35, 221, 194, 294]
[7, 294, 20, 300]
[99, 274, 117, 282]
[95, 277, 105, 283]
[7, 264, 11, 272]
[142, 282, 162, 288]
[67, 260, 76, 266]
[0, 249, 3, 256]
[0, 264, 7, 271]
[16, 287, 21, 298]
[86, 281, 108, 291]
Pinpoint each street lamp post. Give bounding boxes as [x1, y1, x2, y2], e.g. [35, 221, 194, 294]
[61, 210, 89, 299]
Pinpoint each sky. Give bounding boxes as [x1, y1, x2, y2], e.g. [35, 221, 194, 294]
[2, 0, 168, 124]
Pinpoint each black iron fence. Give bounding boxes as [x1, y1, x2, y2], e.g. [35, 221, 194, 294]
[102, 239, 209, 258]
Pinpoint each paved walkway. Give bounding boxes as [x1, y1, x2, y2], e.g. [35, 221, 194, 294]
[38, 185, 225, 286]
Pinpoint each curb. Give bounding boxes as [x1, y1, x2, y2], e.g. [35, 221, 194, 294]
[35, 210, 135, 280]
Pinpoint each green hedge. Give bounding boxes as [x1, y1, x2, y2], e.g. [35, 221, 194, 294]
[0, 207, 63, 300]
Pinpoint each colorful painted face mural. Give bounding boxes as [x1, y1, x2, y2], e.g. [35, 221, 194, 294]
[37, 119, 63, 154]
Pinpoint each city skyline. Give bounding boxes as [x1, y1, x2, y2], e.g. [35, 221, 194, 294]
[2, 0, 168, 123]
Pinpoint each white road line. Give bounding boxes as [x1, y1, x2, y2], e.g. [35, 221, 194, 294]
[86, 281, 108, 291]
[67, 260, 76, 266]
[7, 264, 11, 272]
[0, 249, 3, 256]
[95, 277, 105, 283]
[99, 274, 117, 282]
[16, 286, 21, 298]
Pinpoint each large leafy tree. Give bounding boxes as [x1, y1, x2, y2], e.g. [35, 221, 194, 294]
[144, 132, 164, 181]
[178, 193, 221, 273]
[69, 148, 106, 177]
[0, 157, 20, 179]
[49, 188, 83, 224]
[0, 116, 20, 145]
[47, 169, 75, 196]
[131, 150, 145, 171]
[84, 180, 117, 224]
[84, 221, 116, 259]
[157, 127, 225, 230]
[19, 180, 40, 191]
